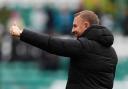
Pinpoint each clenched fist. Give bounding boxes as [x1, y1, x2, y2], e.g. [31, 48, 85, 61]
[9, 23, 23, 39]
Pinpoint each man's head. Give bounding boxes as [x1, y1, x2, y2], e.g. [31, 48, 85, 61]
[72, 10, 100, 37]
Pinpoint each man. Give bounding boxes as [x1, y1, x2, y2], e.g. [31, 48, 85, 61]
[10, 10, 118, 89]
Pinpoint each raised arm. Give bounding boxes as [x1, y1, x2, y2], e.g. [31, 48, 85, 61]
[20, 29, 90, 57]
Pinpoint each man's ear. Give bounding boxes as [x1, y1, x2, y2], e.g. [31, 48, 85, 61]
[84, 21, 90, 28]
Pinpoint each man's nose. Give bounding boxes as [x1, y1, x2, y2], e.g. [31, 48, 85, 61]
[72, 29, 74, 33]
[72, 29, 75, 33]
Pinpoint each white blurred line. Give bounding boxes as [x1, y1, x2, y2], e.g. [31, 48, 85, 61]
[113, 80, 128, 89]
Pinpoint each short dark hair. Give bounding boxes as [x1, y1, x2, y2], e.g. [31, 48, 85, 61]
[74, 10, 100, 25]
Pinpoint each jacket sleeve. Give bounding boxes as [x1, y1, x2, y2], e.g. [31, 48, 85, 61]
[20, 29, 91, 57]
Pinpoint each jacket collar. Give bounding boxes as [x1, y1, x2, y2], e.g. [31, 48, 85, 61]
[80, 24, 114, 47]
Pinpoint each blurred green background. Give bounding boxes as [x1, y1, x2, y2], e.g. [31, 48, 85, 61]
[0, 0, 128, 89]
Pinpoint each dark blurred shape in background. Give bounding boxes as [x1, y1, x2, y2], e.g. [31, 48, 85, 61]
[122, 8, 128, 35]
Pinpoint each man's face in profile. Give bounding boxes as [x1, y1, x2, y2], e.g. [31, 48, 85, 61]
[72, 15, 90, 38]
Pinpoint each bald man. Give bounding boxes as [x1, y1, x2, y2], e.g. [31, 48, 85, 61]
[10, 10, 118, 89]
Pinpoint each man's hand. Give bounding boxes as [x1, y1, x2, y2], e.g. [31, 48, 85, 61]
[9, 23, 23, 39]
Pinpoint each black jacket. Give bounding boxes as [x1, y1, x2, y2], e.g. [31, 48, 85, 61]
[20, 25, 118, 89]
